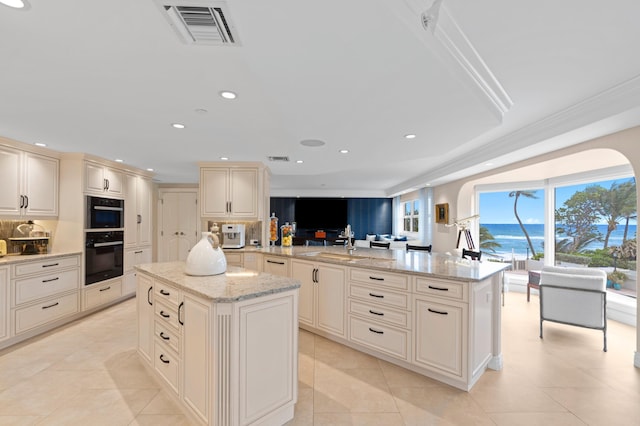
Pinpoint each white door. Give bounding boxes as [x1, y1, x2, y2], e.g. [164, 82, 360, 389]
[159, 190, 198, 262]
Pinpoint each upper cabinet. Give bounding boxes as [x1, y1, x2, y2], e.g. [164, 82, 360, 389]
[85, 161, 123, 196]
[124, 174, 153, 248]
[0, 146, 59, 218]
[199, 163, 268, 220]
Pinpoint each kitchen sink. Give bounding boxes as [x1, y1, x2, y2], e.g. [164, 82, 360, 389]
[299, 251, 396, 264]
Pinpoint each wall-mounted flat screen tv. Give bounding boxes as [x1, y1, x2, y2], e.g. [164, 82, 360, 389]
[295, 198, 347, 230]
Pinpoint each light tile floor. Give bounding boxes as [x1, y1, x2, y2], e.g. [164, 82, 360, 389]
[0, 292, 638, 425]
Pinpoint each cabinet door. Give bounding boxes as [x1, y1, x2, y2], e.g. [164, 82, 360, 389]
[0, 267, 8, 342]
[229, 168, 257, 217]
[290, 260, 315, 328]
[124, 174, 138, 247]
[104, 168, 123, 195]
[23, 153, 59, 217]
[160, 191, 198, 262]
[85, 162, 106, 193]
[0, 147, 22, 216]
[182, 294, 210, 424]
[200, 168, 228, 217]
[137, 177, 152, 246]
[316, 264, 346, 337]
[414, 297, 466, 378]
[137, 273, 154, 363]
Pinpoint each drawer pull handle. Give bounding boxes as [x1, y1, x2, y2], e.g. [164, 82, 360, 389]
[428, 285, 449, 291]
[160, 311, 170, 318]
[135, 250, 143, 254]
[369, 276, 384, 281]
[147, 286, 153, 306]
[428, 308, 448, 315]
[159, 354, 170, 364]
[159, 332, 170, 340]
[178, 302, 184, 325]
[267, 259, 285, 265]
[42, 302, 59, 309]
[42, 263, 59, 268]
[369, 309, 384, 316]
[42, 277, 60, 283]
[368, 327, 384, 334]
[369, 292, 384, 298]
[99, 286, 111, 292]
[160, 289, 170, 296]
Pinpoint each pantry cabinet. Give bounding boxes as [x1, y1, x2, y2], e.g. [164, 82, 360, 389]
[291, 259, 346, 337]
[0, 146, 58, 218]
[124, 174, 153, 248]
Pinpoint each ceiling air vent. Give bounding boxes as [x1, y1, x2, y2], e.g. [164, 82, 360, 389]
[155, 0, 240, 46]
[268, 156, 290, 162]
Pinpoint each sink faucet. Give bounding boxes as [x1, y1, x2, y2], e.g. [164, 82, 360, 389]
[343, 224, 356, 254]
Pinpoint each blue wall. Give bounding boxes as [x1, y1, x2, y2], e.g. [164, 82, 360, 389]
[270, 197, 392, 240]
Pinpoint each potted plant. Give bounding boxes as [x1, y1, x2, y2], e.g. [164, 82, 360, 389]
[607, 270, 627, 290]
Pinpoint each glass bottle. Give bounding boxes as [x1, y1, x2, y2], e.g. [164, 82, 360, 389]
[269, 213, 279, 245]
[281, 222, 292, 247]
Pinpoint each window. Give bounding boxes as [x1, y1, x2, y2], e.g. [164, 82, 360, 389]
[403, 200, 419, 233]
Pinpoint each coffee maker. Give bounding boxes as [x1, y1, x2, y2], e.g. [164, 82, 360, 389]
[221, 224, 245, 249]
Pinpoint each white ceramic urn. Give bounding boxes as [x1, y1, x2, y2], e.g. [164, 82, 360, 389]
[185, 232, 227, 276]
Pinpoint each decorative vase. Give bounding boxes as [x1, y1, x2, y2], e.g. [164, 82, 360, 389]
[613, 283, 622, 290]
[185, 232, 227, 276]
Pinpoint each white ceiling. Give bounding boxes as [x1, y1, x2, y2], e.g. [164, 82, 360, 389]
[2, 0, 640, 197]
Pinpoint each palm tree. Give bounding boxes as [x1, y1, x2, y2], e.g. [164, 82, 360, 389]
[509, 190, 538, 257]
[479, 225, 501, 253]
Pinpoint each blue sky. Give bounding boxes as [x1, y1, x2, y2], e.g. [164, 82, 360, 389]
[480, 177, 637, 225]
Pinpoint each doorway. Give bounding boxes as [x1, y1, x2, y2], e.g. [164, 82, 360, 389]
[158, 188, 199, 262]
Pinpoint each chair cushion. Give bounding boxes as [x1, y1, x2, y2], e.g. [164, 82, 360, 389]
[540, 266, 606, 291]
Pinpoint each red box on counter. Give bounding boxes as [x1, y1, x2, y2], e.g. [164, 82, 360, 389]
[314, 231, 326, 238]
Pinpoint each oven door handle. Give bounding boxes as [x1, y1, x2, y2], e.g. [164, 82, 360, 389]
[92, 241, 124, 248]
[93, 206, 124, 212]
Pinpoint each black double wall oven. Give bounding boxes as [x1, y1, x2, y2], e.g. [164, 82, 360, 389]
[85, 196, 124, 285]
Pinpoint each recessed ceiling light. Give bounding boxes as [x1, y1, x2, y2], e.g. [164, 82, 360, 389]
[34, 142, 47, 147]
[485, 162, 494, 166]
[220, 157, 229, 161]
[172, 123, 185, 129]
[425, 183, 431, 186]
[404, 134, 416, 139]
[195, 108, 208, 114]
[0, 0, 27, 9]
[146, 168, 154, 172]
[220, 91, 237, 99]
[339, 149, 349, 154]
[296, 160, 304, 164]
[115, 159, 124, 163]
[300, 139, 325, 147]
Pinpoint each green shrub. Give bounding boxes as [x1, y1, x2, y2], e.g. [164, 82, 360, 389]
[556, 253, 591, 265]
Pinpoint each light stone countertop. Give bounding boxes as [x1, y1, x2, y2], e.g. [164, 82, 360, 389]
[259, 246, 511, 282]
[0, 251, 82, 266]
[135, 261, 300, 302]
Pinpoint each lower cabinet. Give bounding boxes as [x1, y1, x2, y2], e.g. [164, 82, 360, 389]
[137, 273, 154, 364]
[182, 293, 210, 423]
[262, 255, 289, 276]
[413, 295, 467, 379]
[14, 293, 78, 334]
[83, 278, 123, 311]
[291, 259, 346, 337]
[224, 252, 243, 267]
[123, 246, 152, 296]
[0, 267, 8, 343]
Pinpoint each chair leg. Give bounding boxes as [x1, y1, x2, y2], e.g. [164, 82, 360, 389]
[539, 319, 543, 339]
[527, 284, 530, 302]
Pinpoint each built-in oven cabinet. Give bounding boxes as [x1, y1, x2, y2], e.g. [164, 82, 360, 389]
[124, 174, 153, 248]
[0, 145, 59, 218]
[10, 255, 81, 336]
[84, 161, 123, 196]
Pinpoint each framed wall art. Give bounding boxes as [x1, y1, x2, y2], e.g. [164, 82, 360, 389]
[435, 203, 449, 224]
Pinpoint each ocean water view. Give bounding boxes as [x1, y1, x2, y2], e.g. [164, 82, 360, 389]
[481, 223, 637, 259]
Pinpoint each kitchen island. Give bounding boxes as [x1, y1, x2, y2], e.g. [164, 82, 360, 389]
[259, 245, 510, 391]
[135, 261, 300, 426]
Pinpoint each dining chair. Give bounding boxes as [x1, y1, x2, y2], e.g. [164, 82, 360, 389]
[461, 248, 481, 260]
[370, 241, 390, 249]
[406, 244, 432, 252]
[527, 270, 541, 302]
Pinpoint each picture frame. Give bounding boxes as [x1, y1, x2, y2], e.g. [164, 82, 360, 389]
[435, 203, 449, 224]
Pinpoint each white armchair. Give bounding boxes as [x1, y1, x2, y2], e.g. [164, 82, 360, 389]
[539, 266, 607, 351]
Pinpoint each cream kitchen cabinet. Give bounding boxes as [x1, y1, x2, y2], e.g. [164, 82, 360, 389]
[137, 273, 154, 364]
[84, 161, 124, 195]
[123, 246, 153, 296]
[0, 267, 8, 343]
[263, 255, 289, 276]
[0, 146, 59, 218]
[291, 259, 346, 337]
[124, 174, 152, 248]
[199, 165, 262, 219]
[83, 278, 123, 311]
[224, 251, 243, 267]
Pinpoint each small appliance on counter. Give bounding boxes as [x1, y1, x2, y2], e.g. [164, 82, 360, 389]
[221, 224, 245, 249]
[9, 220, 50, 255]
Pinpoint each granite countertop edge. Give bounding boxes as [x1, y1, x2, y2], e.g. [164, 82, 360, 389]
[0, 251, 82, 266]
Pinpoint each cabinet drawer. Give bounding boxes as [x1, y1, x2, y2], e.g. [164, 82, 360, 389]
[154, 282, 180, 306]
[349, 283, 409, 310]
[154, 320, 181, 354]
[349, 316, 409, 361]
[225, 252, 243, 267]
[14, 269, 79, 306]
[415, 277, 467, 302]
[14, 292, 79, 334]
[13, 256, 79, 277]
[350, 268, 408, 291]
[154, 341, 180, 394]
[155, 299, 181, 330]
[348, 299, 409, 328]
[84, 280, 122, 311]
